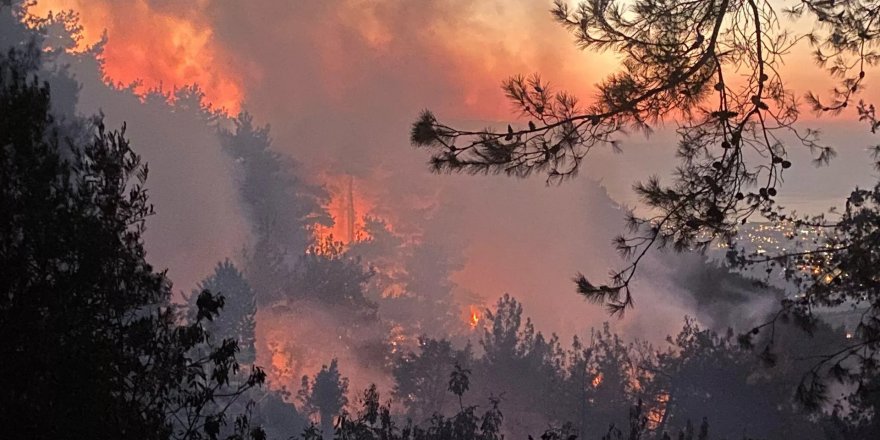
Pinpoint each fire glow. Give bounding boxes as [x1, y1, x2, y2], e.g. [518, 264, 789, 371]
[646, 392, 670, 430]
[28, 0, 244, 113]
[469, 306, 481, 329]
[311, 174, 377, 246]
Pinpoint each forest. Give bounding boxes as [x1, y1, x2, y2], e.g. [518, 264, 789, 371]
[2, 1, 880, 439]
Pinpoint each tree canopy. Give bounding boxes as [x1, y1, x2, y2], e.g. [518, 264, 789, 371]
[0, 28, 264, 439]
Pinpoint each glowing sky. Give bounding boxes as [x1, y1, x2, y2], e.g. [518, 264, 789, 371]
[30, 0, 244, 112]
[25, 0, 880, 341]
[30, 0, 877, 121]
[29, 0, 619, 118]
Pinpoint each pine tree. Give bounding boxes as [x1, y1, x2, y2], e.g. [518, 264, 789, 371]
[220, 112, 329, 305]
[299, 359, 350, 440]
[410, 0, 880, 408]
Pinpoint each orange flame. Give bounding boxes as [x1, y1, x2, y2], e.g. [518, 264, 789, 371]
[312, 174, 376, 247]
[646, 391, 670, 430]
[28, 1, 244, 113]
[468, 306, 481, 329]
[591, 372, 604, 388]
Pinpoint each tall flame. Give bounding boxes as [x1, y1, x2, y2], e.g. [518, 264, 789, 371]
[313, 174, 376, 246]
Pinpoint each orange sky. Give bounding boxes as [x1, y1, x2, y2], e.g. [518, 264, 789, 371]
[30, 0, 245, 112]
[28, 0, 621, 119]
[30, 0, 877, 122]
[24, 0, 880, 347]
[29, 0, 875, 121]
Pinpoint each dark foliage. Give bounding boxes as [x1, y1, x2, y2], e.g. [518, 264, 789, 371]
[221, 111, 329, 305]
[393, 338, 473, 422]
[191, 260, 258, 364]
[0, 41, 263, 439]
[290, 238, 378, 319]
[389, 295, 846, 439]
[298, 359, 350, 440]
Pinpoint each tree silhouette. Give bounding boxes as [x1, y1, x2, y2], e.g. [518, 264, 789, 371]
[411, 0, 810, 313]
[448, 362, 471, 410]
[298, 359, 350, 440]
[0, 37, 264, 439]
[290, 238, 377, 318]
[330, 381, 508, 440]
[384, 294, 858, 438]
[646, 319, 823, 439]
[221, 111, 329, 305]
[410, 0, 880, 408]
[393, 337, 474, 421]
[191, 260, 258, 365]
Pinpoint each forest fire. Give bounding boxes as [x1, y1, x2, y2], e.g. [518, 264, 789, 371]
[11, 1, 879, 438]
[646, 392, 670, 430]
[312, 174, 376, 247]
[28, 1, 244, 112]
[256, 305, 393, 397]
